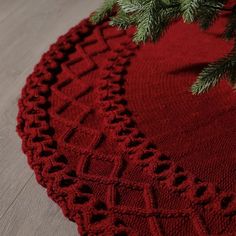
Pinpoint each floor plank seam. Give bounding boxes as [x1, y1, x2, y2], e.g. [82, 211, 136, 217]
[0, 173, 33, 221]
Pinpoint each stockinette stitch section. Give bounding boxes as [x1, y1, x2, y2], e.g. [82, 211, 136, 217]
[17, 13, 236, 236]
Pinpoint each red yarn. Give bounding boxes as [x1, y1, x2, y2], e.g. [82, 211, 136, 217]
[17, 13, 236, 236]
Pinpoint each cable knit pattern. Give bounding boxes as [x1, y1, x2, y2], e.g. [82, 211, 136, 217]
[17, 15, 236, 236]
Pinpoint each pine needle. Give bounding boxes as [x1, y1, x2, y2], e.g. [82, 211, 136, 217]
[90, 0, 117, 24]
[191, 44, 236, 94]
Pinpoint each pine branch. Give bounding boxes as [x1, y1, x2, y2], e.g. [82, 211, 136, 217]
[191, 41, 236, 94]
[180, 0, 225, 24]
[197, 1, 225, 30]
[133, 0, 180, 43]
[132, 0, 160, 43]
[90, 0, 236, 94]
[90, 0, 117, 24]
[110, 8, 138, 28]
[150, 6, 181, 41]
[118, 0, 144, 13]
[224, 8, 236, 40]
[181, 0, 204, 23]
[109, 0, 143, 29]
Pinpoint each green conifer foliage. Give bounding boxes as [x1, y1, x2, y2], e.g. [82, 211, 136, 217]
[91, 0, 236, 94]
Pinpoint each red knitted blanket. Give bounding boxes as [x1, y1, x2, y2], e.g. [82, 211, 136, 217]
[17, 12, 236, 236]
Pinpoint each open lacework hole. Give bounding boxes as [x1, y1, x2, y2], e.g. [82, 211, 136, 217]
[40, 150, 54, 157]
[74, 195, 90, 204]
[112, 77, 125, 86]
[32, 136, 45, 143]
[94, 201, 107, 210]
[118, 109, 132, 116]
[102, 95, 114, 101]
[46, 140, 57, 149]
[105, 105, 118, 112]
[221, 195, 234, 210]
[115, 98, 127, 105]
[187, 183, 216, 205]
[110, 117, 124, 124]
[127, 140, 142, 148]
[29, 122, 41, 128]
[59, 178, 74, 187]
[41, 127, 55, 136]
[140, 151, 154, 160]
[90, 213, 107, 224]
[48, 165, 63, 173]
[55, 155, 68, 164]
[111, 87, 125, 95]
[67, 170, 77, 177]
[114, 219, 126, 227]
[79, 184, 93, 194]
[38, 101, 52, 110]
[195, 185, 208, 198]
[173, 175, 188, 187]
[155, 163, 171, 174]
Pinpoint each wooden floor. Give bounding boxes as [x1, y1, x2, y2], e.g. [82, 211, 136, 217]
[0, 1, 102, 235]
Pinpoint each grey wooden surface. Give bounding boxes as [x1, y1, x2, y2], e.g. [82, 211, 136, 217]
[0, 1, 103, 235]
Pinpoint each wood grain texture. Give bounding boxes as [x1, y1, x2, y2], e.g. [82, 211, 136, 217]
[0, 1, 103, 235]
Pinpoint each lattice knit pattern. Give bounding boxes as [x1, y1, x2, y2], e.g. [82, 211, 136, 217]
[17, 14, 236, 236]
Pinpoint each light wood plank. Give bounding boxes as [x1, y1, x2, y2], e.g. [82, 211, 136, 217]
[0, 176, 78, 236]
[0, 1, 103, 235]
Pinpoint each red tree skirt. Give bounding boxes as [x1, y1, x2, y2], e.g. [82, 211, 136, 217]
[17, 13, 236, 236]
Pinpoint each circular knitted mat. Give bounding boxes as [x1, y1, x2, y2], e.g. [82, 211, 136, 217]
[17, 13, 236, 236]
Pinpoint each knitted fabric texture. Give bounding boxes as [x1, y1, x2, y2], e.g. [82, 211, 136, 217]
[17, 12, 236, 236]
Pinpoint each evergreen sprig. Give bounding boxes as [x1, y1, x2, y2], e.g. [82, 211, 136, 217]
[90, 0, 236, 95]
[192, 40, 236, 94]
[90, 0, 117, 23]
